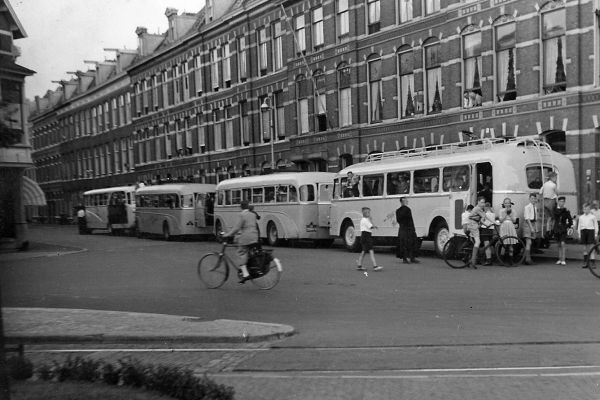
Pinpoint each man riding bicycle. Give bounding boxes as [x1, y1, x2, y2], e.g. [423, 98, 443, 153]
[222, 200, 260, 283]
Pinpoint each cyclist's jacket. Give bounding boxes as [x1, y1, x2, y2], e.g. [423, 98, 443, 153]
[226, 209, 259, 246]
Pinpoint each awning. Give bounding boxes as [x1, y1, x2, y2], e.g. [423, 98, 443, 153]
[22, 176, 46, 206]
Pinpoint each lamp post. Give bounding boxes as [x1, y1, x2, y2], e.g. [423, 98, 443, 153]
[260, 96, 275, 171]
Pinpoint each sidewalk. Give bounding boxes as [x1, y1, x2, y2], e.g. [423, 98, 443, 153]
[3, 307, 295, 344]
[0, 241, 85, 261]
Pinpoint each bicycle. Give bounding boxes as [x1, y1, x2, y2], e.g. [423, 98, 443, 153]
[197, 239, 283, 289]
[585, 241, 600, 279]
[442, 224, 525, 269]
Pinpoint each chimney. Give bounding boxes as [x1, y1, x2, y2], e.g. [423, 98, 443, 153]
[34, 95, 41, 113]
[136, 26, 163, 57]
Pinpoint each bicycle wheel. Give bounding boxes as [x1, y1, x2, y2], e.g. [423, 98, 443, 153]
[197, 253, 229, 289]
[495, 236, 525, 266]
[443, 236, 471, 269]
[251, 257, 282, 290]
[588, 243, 600, 279]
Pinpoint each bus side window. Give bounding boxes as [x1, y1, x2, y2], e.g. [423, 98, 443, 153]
[414, 169, 440, 193]
[299, 184, 315, 202]
[231, 190, 241, 205]
[242, 188, 251, 202]
[363, 175, 383, 197]
[224, 190, 232, 206]
[289, 185, 298, 202]
[265, 186, 275, 203]
[252, 187, 263, 203]
[443, 165, 470, 191]
[276, 186, 288, 203]
[217, 191, 224, 205]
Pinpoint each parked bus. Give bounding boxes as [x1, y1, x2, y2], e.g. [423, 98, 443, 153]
[83, 186, 137, 235]
[329, 138, 577, 254]
[214, 172, 336, 246]
[135, 183, 216, 240]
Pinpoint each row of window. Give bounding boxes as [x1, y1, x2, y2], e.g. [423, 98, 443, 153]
[136, 193, 197, 209]
[32, 92, 132, 150]
[216, 184, 316, 206]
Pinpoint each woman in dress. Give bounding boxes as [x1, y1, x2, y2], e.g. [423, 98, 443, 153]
[498, 197, 519, 265]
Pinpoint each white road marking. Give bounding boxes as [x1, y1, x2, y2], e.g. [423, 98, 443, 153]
[27, 348, 269, 353]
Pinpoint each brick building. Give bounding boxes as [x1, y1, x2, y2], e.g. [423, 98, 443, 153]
[0, 0, 38, 249]
[30, 0, 600, 219]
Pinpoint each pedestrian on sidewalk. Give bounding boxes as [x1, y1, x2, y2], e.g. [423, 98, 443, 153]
[395, 197, 419, 264]
[522, 193, 539, 265]
[356, 207, 382, 271]
[479, 202, 496, 265]
[76, 206, 86, 234]
[577, 203, 598, 268]
[553, 196, 573, 266]
[498, 198, 519, 264]
[539, 171, 558, 239]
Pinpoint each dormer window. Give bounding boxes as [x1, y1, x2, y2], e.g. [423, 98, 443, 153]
[206, 0, 214, 21]
[0, 30, 13, 55]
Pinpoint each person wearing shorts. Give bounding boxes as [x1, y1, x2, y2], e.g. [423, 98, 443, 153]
[578, 203, 599, 268]
[522, 193, 539, 264]
[356, 207, 382, 271]
[466, 197, 489, 269]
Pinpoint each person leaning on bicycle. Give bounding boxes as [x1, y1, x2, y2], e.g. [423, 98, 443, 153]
[222, 200, 260, 283]
[465, 196, 498, 269]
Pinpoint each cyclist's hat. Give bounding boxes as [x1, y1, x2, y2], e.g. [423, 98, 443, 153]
[240, 200, 250, 209]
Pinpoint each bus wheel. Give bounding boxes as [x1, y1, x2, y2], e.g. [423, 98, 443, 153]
[162, 223, 171, 241]
[433, 223, 449, 257]
[267, 222, 279, 246]
[342, 222, 361, 252]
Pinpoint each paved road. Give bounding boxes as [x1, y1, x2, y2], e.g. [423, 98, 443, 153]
[3, 225, 600, 399]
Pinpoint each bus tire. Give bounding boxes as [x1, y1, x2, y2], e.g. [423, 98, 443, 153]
[433, 223, 449, 257]
[162, 222, 171, 241]
[267, 222, 279, 247]
[342, 221, 361, 252]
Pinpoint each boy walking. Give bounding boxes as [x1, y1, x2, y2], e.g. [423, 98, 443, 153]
[578, 203, 599, 268]
[356, 207, 382, 271]
[553, 196, 573, 265]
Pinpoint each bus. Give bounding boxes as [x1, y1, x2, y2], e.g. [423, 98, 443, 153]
[214, 172, 336, 246]
[83, 186, 137, 235]
[329, 138, 577, 254]
[135, 183, 216, 240]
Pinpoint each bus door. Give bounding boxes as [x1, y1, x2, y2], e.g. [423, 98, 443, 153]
[317, 182, 333, 228]
[475, 162, 493, 205]
[194, 193, 207, 228]
[446, 165, 472, 233]
[108, 192, 127, 225]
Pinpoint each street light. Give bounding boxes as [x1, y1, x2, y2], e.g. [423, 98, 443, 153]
[260, 96, 275, 171]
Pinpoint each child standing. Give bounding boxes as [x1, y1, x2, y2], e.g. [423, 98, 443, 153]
[462, 204, 474, 235]
[553, 196, 573, 265]
[356, 207, 382, 272]
[480, 202, 496, 265]
[578, 203, 598, 268]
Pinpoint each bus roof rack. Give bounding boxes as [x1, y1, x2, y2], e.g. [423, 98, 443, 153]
[365, 137, 551, 162]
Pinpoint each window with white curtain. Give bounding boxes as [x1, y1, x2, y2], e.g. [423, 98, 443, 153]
[223, 43, 231, 85]
[273, 22, 283, 70]
[275, 92, 285, 140]
[297, 75, 310, 134]
[211, 47, 220, 90]
[542, 7, 566, 94]
[463, 30, 482, 108]
[495, 22, 517, 102]
[258, 28, 268, 74]
[368, 57, 383, 122]
[399, 0, 413, 23]
[367, 0, 380, 34]
[425, 0, 440, 14]
[337, 0, 349, 38]
[225, 107, 233, 149]
[295, 15, 306, 54]
[338, 65, 352, 127]
[239, 101, 250, 146]
[398, 48, 415, 118]
[313, 7, 324, 48]
[213, 110, 222, 150]
[238, 36, 247, 80]
[425, 42, 442, 114]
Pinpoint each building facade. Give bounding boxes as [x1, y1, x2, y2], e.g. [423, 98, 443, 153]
[0, 0, 38, 249]
[31, 0, 600, 219]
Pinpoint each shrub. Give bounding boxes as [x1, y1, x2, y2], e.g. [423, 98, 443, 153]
[34, 355, 235, 400]
[7, 355, 33, 380]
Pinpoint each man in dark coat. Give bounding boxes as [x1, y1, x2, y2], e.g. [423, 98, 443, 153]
[396, 197, 419, 264]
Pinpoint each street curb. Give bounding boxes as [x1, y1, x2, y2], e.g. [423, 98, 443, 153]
[4, 330, 295, 344]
